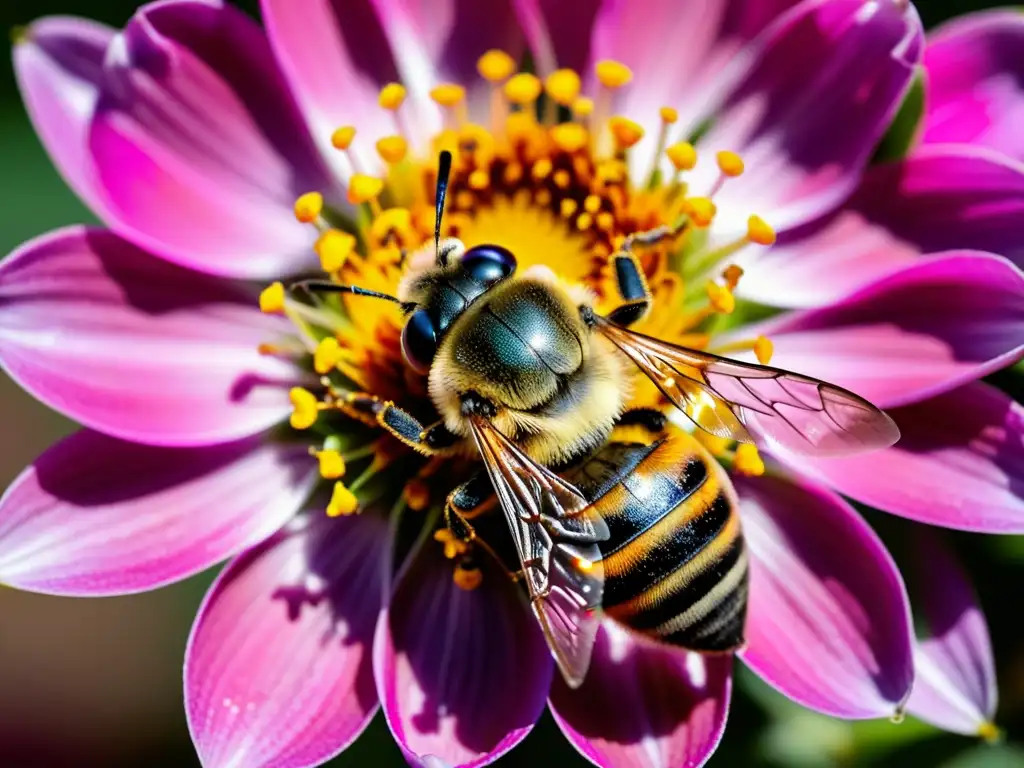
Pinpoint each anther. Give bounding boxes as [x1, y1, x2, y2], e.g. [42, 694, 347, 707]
[706, 282, 735, 314]
[477, 50, 516, 82]
[259, 282, 286, 314]
[560, 199, 578, 218]
[595, 60, 633, 89]
[316, 449, 346, 480]
[716, 150, 745, 177]
[326, 482, 359, 517]
[545, 69, 582, 105]
[550, 122, 588, 153]
[747, 215, 776, 245]
[584, 195, 602, 214]
[315, 229, 356, 273]
[597, 211, 615, 231]
[686, 197, 717, 227]
[331, 126, 357, 150]
[433, 529, 468, 560]
[403, 479, 430, 512]
[666, 141, 698, 171]
[430, 83, 466, 108]
[468, 169, 490, 190]
[576, 212, 593, 231]
[289, 387, 321, 430]
[376, 135, 408, 164]
[347, 175, 385, 206]
[723, 264, 744, 290]
[314, 336, 342, 375]
[531, 158, 553, 180]
[753, 336, 774, 365]
[294, 192, 323, 224]
[378, 83, 407, 110]
[572, 97, 595, 118]
[660, 107, 679, 124]
[552, 169, 571, 189]
[734, 444, 765, 476]
[504, 73, 542, 105]
[608, 116, 644, 149]
[453, 563, 483, 591]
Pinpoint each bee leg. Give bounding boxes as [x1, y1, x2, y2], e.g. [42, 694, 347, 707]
[445, 473, 524, 582]
[605, 223, 686, 327]
[337, 393, 461, 455]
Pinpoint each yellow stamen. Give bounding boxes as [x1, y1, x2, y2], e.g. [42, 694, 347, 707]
[576, 212, 593, 231]
[584, 194, 602, 214]
[747, 215, 776, 245]
[666, 141, 697, 171]
[686, 197, 717, 227]
[453, 564, 483, 591]
[331, 126, 357, 150]
[403, 478, 430, 512]
[378, 83, 407, 111]
[258, 282, 286, 314]
[430, 83, 466, 108]
[706, 282, 735, 314]
[314, 336, 342, 374]
[723, 264, 744, 290]
[316, 449, 346, 480]
[433, 529, 468, 559]
[978, 722, 1001, 744]
[545, 68, 582, 105]
[315, 229, 356, 273]
[293, 192, 323, 224]
[477, 50, 516, 82]
[289, 387, 320, 430]
[550, 122, 588, 153]
[504, 73, 542, 105]
[369, 207, 413, 245]
[347, 174, 384, 205]
[560, 199, 578, 218]
[326, 482, 359, 517]
[734, 444, 765, 476]
[608, 116, 644, 149]
[467, 169, 490, 190]
[376, 135, 408, 164]
[531, 158, 553, 181]
[595, 59, 633, 89]
[597, 211, 615, 231]
[660, 106, 679, 124]
[572, 96, 595, 118]
[754, 336, 774, 365]
[716, 150, 745, 177]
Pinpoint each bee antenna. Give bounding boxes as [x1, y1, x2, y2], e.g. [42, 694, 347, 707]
[434, 150, 452, 266]
[290, 280, 413, 311]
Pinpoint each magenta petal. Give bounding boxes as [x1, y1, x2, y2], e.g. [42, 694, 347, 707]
[906, 530, 998, 736]
[693, 0, 923, 233]
[740, 146, 1024, 308]
[90, 0, 336, 279]
[187, 512, 388, 768]
[374, 545, 552, 767]
[736, 471, 914, 718]
[0, 430, 314, 596]
[778, 383, 1024, 533]
[0, 227, 299, 445]
[923, 9, 1024, 162]
[735, 251, 1024, 409]
[514, 0, 602, 76]
[12, 16, 114, 216]
[550, 622, 731, 768]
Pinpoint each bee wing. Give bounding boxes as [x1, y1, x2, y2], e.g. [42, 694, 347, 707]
[597, 319, 900, 457]
[468, 416, 607, 688]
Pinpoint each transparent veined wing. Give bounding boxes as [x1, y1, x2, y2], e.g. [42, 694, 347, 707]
[468, 416, 607, 688]
[597, 318, 900, 457]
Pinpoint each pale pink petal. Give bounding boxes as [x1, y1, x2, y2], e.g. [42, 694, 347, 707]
[736, 470, 914, 718]
[906, 530, 998, 736]
[12, 16, 114, 217]
[374, 544, 552, 767]
[731, 252, 1024, 409]
[692, 0, 923, 235]
[550, 622, 731, 768]
[0, 227, 299, 446]
[778, 383, 1024, 533]
[90, 0, 336, 279]
[923, 9, 1024, 162]
[739, 145, 1024, 308]
[187, 512, 388, 768]
[0, 430, 314, 596]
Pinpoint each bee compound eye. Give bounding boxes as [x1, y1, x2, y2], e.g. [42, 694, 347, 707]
[460, 244, 516, 283]
[401, 309, 437, 374]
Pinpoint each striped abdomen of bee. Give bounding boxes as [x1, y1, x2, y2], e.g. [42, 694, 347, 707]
[568, 429, 749, 652]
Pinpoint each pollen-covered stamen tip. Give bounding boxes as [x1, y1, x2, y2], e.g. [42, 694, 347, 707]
[316, 448, 347, 479]
[294, 192, 324, 225]
[453, 563, 483, 591]
[315, 229, 356, 273]
[733, 444, 765, 476]
[313, 336, 342, 374]
[504, 73, 543, 108]
[289, 387, 322, 430]
[327, 482, 359, 517]
[259, 281, 286, 314]
[403, 478, 431, 511]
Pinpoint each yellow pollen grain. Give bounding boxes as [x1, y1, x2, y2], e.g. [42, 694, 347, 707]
[326, 482, 359, 517]
[378, 83, 407, 110]
[660, 106, 679, 124]
[289, 387, 320, 430]
[754, 336, 774, 365]
[666, 141, 698, 171]
[453, 564, 483, 591]
[468, 169, 490, 190]
[430, 83, 466, 107]
[477, 49, 516, 82]
[331, 125, 357, 150]
[347, 174, 384, 205]
[734, 444, 765, 476]
[597, 211, 615, 231]
[315, 229, 356, 273]
[723, 264, 744, 290]
[716, 150, 745, 177]
[550, 122, 588, 153]
[504, 73, 542, 105]
[552, 169, 571, 189]
[531, 158, 553, 180]
[576, 212, 593, 230]
[376, 135, 408, 164]
[258, 282, 285, 314]
[314, 336, 342, 374]
[686, 197, 717, 227]
[572, 97, 595, 117]
[608, 116, 644, 149]
[747, 215, 776, 245]
[316, 449, 346, 480]
[403, 478, 430, 512]
[293, 192, 323, 223]
[595, 59, 633, 89]
[706, 282, 735, 314]
[560, 199, 578, 218]
[545, 69, 582, 105]
[584, 194, 602, 214]
[433, 529, 468, 559]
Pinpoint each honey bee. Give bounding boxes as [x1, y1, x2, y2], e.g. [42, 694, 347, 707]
[297, 151, 899, 687]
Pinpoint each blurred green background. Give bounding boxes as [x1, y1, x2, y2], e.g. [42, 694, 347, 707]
[1, 1, 1022, 766]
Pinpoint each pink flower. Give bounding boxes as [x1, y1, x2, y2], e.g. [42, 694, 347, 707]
[2, 1, 1020, 766]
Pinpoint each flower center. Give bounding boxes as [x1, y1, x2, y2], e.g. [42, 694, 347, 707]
[258, 53, 779, 588]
